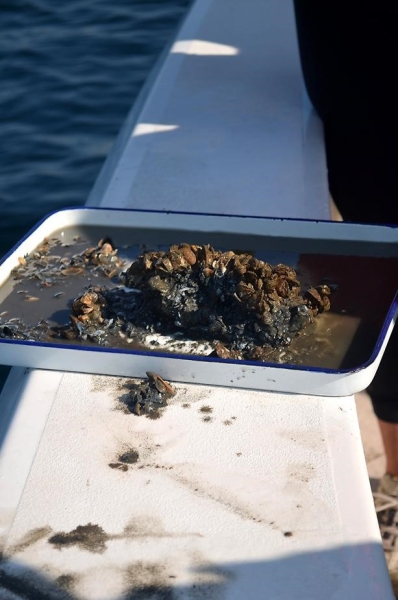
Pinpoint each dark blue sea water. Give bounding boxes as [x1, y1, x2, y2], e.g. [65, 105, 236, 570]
[0, 0, 190, 257]
[0, 0, 190, 386]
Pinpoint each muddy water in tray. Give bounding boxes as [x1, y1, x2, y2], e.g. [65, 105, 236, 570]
[0, 225, 396, 371]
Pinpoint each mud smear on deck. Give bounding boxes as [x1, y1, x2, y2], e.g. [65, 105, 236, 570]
[167, 468, 267, 526]
[124, 562, 177, 600]
[0, 566, 75, 600]
[183, 552, 234, 600]
[119, 449, 140, 464]
[90, 374, 128, 395]
[0, 557, 231, 600]
[48, 524, 108, 554]
[109, 448, 140, 471]
[56, 574, 77, 592]
[108, 462, 129, 471]
[199, 406, 213, 423]
[124, 556, 233, 600]
[48, 518, 202, 554]
[8, 526, 52, 554]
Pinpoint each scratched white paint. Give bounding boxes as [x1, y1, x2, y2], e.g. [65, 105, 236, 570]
[1, 374, 390, 599]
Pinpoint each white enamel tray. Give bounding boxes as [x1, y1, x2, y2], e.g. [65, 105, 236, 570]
[0, 207, 397, 397]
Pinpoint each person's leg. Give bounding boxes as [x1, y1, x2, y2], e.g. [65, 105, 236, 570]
[293, 0, 398, 422]
[293, 1, 398, 224]
[293, 2, 398, 583]
[379, 420, 398, 478]
[369, 327, 398, 482]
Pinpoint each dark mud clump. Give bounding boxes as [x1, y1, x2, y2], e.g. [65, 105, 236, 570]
[124, 562, 177, 600]
[48, 523, 109, 554]
[125, 372, 176, 418]
[66, 244, 330, 361]
[56, 574, 76, 591]
[108, 449, 140, 470]
[109, 462, 129, 471]
[119, 449, 140, 464]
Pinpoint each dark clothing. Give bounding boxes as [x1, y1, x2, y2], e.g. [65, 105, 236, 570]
[293, 1, 398, 418]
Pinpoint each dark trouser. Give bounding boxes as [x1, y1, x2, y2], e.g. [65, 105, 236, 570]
[293, 1, 398, 420]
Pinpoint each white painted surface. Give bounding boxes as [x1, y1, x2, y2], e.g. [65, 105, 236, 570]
[90, 0, 329, 219]
[0, 0, 393, 597]
[0, 369, 64, 548]
[0, 375, 390, 598]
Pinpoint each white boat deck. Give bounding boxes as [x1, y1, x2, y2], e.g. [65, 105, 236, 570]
[0, 0, 393, 598]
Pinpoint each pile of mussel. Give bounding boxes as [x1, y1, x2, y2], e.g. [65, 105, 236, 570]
[66, 243, 331, 361]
